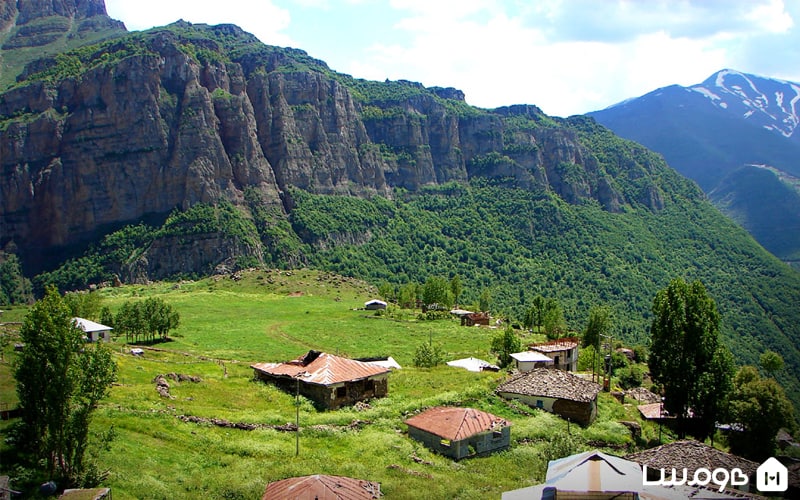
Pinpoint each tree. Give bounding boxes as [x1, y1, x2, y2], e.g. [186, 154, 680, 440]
[648, 278, 733, 438]
[0, 252, 33, 305]
[449, 275, 463, 307]
[582, 306, 612, 349]
[398, 282, 418, 309]
[524, 295, 547, 331]
[491, 326, 522, 368]
[64, 291, 102, 319]
[727, 366, 795, 461]
[542, 299, 566, 339]
[422, 276, 453, 309]
[760, 350, 785, 377]
[14, 286, 117, 485]
[479, 289, 491, 313]
[378, 281, 396, 302]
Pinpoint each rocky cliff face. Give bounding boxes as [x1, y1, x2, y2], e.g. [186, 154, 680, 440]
[0, 20, 670, 277]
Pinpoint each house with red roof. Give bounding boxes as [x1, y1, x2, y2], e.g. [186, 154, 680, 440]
[404, 406, 511, 460]
[262, 474, 382, 499]
[251, 350, 391, 410]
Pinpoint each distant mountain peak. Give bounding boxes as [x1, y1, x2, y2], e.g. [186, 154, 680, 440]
[691, 69, 800, 139]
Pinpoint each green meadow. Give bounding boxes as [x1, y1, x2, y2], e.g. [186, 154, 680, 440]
[1, 269, 660, 499]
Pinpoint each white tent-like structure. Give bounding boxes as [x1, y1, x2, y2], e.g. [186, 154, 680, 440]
[446, 357, 499, 372]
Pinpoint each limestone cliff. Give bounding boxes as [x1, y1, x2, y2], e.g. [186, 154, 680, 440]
[0, 20, 671, 278]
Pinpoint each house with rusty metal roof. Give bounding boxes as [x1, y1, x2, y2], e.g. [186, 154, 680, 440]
[529, 337, 579, 371]
[262, 474, 382, 499]
[404, 407, 511, 460]
[626, 440, 760, 495]
[251, 350, 390, 410]
[496, 369, 602, 425]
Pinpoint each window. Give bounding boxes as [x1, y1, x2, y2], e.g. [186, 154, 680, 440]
[493, 430, 503, 439]
[440, 439, 451, 447]
[536, 400, 544, 409]
[336, 386, 346, 398]
[365, 379, 375, 392]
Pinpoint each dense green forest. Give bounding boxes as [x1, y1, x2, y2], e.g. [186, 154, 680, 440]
[30, 178, 800, 414]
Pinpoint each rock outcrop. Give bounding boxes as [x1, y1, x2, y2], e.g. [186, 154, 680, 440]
[0, 18, 669, 277]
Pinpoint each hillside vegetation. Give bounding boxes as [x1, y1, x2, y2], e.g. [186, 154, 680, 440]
[0, 270, 679, 499]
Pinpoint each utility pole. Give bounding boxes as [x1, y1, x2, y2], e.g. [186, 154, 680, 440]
[600, 333, 613, 391]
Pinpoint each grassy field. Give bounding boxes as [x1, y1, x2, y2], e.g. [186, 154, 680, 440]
[0, 269, 663, 499]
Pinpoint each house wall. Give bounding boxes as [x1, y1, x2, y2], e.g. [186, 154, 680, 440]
[515, 360, 551, 373]
[498, 392, 597, 425]
[407, 426, 511, 460]
[253, 372, 388, 410]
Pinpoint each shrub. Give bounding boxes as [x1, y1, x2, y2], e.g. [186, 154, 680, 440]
[413, 342, 444, 368]
[617, 365, 643, 390]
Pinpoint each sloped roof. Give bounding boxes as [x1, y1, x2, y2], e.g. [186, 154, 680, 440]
[510, 351, 553, 363]
[72, 317, 112, 333]
[251, 351, 390, 386]
[496, 369, 601, 402]
[529, 338, 579, 353]
[262, 474, 382, 500]
[404, 407, 509, 441]
[626, 440, 759, 477]
[446, 357, 499, 372]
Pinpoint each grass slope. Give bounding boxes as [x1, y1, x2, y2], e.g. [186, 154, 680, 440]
[1, 270, 658, 499]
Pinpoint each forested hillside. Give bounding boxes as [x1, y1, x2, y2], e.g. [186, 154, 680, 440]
[2, 17, 799, 413]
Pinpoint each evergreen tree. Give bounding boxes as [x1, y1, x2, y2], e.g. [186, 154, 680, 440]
[14, 287, 117, 484]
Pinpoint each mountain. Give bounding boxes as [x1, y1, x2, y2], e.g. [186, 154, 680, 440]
[588, 69, 800, 266]
[1, 9, 800, 411]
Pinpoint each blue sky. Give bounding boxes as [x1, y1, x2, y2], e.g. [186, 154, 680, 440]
[104, 0, 800, 117]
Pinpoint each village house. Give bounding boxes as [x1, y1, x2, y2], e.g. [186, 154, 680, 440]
[496, 369, 602, 425]
[404, 406, 511, 460]
[262, 474, 382, 499]
[509, 351, 553, 372]
[251, 350, 390, 410]
[626, 440, 760, 494]
[364, 299, 387, 310]
[529, 337, 579, 371]
[446, 357, 500, 372]
[72, 317, 112, 342]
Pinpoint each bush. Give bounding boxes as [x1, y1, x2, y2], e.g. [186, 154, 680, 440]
[617, 365, 643, 389]
[413, 342, 444, 368]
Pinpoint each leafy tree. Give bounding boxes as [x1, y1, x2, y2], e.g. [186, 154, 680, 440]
[582, 306, 612, 349]
[727, 366, 795, 461]
[378, 281, 396, 302]
[63, 291, 102, 319]
[0, 252, 33, 305]
[14, 287, 117, 484]
[648, 278, 733, 438]
[760, 350, 785, 377]
[617, 365, 643, 390]
[450, 275, 463, 307]
[491, 326, 522, 368]
[524, 295, 547, 330]
[422, 276, 453, 309]
[479, 289, 492, 313]
[542, 299, 566, 339]
[398, 282, 418, 309]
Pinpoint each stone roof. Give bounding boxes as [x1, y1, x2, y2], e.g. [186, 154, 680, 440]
[251, 350, 390, 386]
[262, 475, 382, 499]
[496, 369, 601, 403]
[626, 440, 759, 477]
[404, 407, 509, 441]
[625, 387, 662, 404]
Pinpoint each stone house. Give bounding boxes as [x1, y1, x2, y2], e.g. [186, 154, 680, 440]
[404, 407, 511, 460]
[496, 369, 602, 425]
[251, 350, 390, 410]
[529, 337, 579, 371]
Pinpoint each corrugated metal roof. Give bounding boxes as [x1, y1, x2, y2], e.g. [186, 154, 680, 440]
[251, 351, 390, 386]
[404, 407, 509, 441]
[72, 317, 112, 333]
[496, 369, 601, 402]
[510, 351, 553, 363]
[446, 357, 499, 372]
[262, 474, 381, 499]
